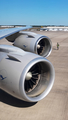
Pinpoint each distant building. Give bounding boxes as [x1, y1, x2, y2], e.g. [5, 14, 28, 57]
[40, 28, 48, 31]
[47, 26, 68, 31]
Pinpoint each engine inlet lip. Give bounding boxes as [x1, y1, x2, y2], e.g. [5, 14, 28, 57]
[19, 57, 55, 102]
[34, 36, 52, 57]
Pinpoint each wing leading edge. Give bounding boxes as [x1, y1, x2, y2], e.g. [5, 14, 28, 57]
[0, 26, 32, 40]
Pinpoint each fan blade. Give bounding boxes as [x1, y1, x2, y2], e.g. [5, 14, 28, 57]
[28, 81, 33, 89]
[25, 81, 29, 92]
[32, 73, 39, 75]
[31, 79, 36, 85]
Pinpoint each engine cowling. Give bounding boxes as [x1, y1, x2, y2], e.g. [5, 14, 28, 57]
[0, 45, 55, 102]
[6, 31, 52, 57]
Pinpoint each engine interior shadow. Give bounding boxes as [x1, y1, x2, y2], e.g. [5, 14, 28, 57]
[0, 89, 37, 108]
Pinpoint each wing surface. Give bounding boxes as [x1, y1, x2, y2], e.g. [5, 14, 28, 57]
[0, 26, 32, 40]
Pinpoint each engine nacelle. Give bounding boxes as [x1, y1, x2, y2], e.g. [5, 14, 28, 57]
[13, 31, 52, 57]
[0, 45, 55, 102]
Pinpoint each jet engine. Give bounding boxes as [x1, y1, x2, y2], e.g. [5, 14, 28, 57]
[0, 45, 55, 102]
[6, 31, 52, 57]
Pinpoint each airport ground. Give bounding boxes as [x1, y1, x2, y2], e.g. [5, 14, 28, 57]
[0, 31, 68, 120]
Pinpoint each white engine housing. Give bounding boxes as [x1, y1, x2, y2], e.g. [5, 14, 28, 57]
[0, 45, 55, 102]
[13, 31, 52, 57]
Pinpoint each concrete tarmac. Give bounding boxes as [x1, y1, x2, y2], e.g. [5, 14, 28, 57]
[0, 31, 68, 120]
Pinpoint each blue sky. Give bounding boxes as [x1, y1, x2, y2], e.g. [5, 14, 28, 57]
[0, 0, 68, 25]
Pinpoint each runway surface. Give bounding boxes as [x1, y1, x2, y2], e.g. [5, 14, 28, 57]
[0, 31, 68, 120]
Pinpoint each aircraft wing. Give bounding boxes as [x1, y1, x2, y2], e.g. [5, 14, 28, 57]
[0, 26, 32, 40]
